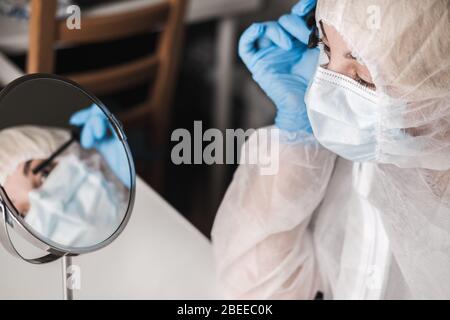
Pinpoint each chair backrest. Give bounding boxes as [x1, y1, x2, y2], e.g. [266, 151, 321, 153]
[27, 0, 188, 124]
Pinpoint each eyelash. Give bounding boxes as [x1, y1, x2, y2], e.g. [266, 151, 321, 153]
[356, 77, 376, 89]
[322, 41, 331, 55]
[320, 41, 376, 90]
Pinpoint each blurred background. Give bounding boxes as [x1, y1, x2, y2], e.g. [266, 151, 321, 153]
[0, 0, 297, 237]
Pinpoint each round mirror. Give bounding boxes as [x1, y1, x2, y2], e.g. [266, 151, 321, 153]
[0, 74, 135, 261]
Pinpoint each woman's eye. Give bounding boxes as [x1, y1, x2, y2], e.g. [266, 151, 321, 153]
[318, 38, 331, 56]
[356, 76, 376, 90]
[319, 44, 331, 67]
[323, 44, 331, 58]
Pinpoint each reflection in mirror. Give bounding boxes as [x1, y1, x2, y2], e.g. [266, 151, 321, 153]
[0, 78, 133, 251]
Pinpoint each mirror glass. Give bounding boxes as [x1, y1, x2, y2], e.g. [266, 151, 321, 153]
[0, 76, 133, 250]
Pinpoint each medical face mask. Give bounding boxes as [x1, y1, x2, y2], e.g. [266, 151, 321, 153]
[305, 66, 396, 163]
[25, 154, 123, 248]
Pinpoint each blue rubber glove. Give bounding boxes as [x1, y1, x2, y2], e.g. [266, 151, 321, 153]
[69, 104, 131, 188]
[239, 0, 318, 133]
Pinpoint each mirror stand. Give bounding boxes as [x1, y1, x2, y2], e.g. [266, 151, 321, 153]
[61, 256, 74, 300]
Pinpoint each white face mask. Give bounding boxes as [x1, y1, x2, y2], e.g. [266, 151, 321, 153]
[25, 154, 125, 248]
[306, 66, 391, 162]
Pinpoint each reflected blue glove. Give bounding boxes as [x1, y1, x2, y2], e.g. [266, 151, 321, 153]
[239, 0, 318, 133]
[70, 104, 131, 188]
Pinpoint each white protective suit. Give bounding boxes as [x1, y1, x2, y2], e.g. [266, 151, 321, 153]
[212, 0, 450, 299]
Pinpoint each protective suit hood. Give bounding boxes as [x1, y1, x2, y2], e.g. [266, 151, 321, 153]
[316, 0, 450, 170]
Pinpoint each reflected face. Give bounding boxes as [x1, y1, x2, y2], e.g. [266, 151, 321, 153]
[320, 22, 376, 90]
[0, 76, 135, 252]
[3, 159, 56, 215]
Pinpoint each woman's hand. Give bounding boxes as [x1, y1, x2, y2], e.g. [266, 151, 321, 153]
[238, 0, 318, 133]
[70, 104, 131, 188]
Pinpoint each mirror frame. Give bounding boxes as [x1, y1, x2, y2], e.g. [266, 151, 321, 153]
[0, 73, 136, 263]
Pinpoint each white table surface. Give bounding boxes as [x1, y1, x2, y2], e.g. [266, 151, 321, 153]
[0, 0, 263, 54]
[0, 177, 222, 300]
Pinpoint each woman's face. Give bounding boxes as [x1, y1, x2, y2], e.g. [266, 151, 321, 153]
[3, 159, 55, 215]
[320, 22, 376, 90]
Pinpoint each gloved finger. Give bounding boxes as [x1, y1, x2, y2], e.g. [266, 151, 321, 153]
[279, 13, 311, 45]
[69, 107, 92, 126]
[292, 0, 316, 17]
[80, 122, 96, 149]
[239, 22, 293, 61]
[90, 104, 105, 117]
[263, 21, 294, 50]
[239, 23, 266, 61]
[257, 36, 273, 51]
[90, 115, 109, 140]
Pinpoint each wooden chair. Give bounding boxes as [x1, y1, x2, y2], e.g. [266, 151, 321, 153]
[27, 0, 189, 190]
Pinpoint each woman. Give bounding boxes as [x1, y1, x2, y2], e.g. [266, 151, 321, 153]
[212, 0, 450, 299]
